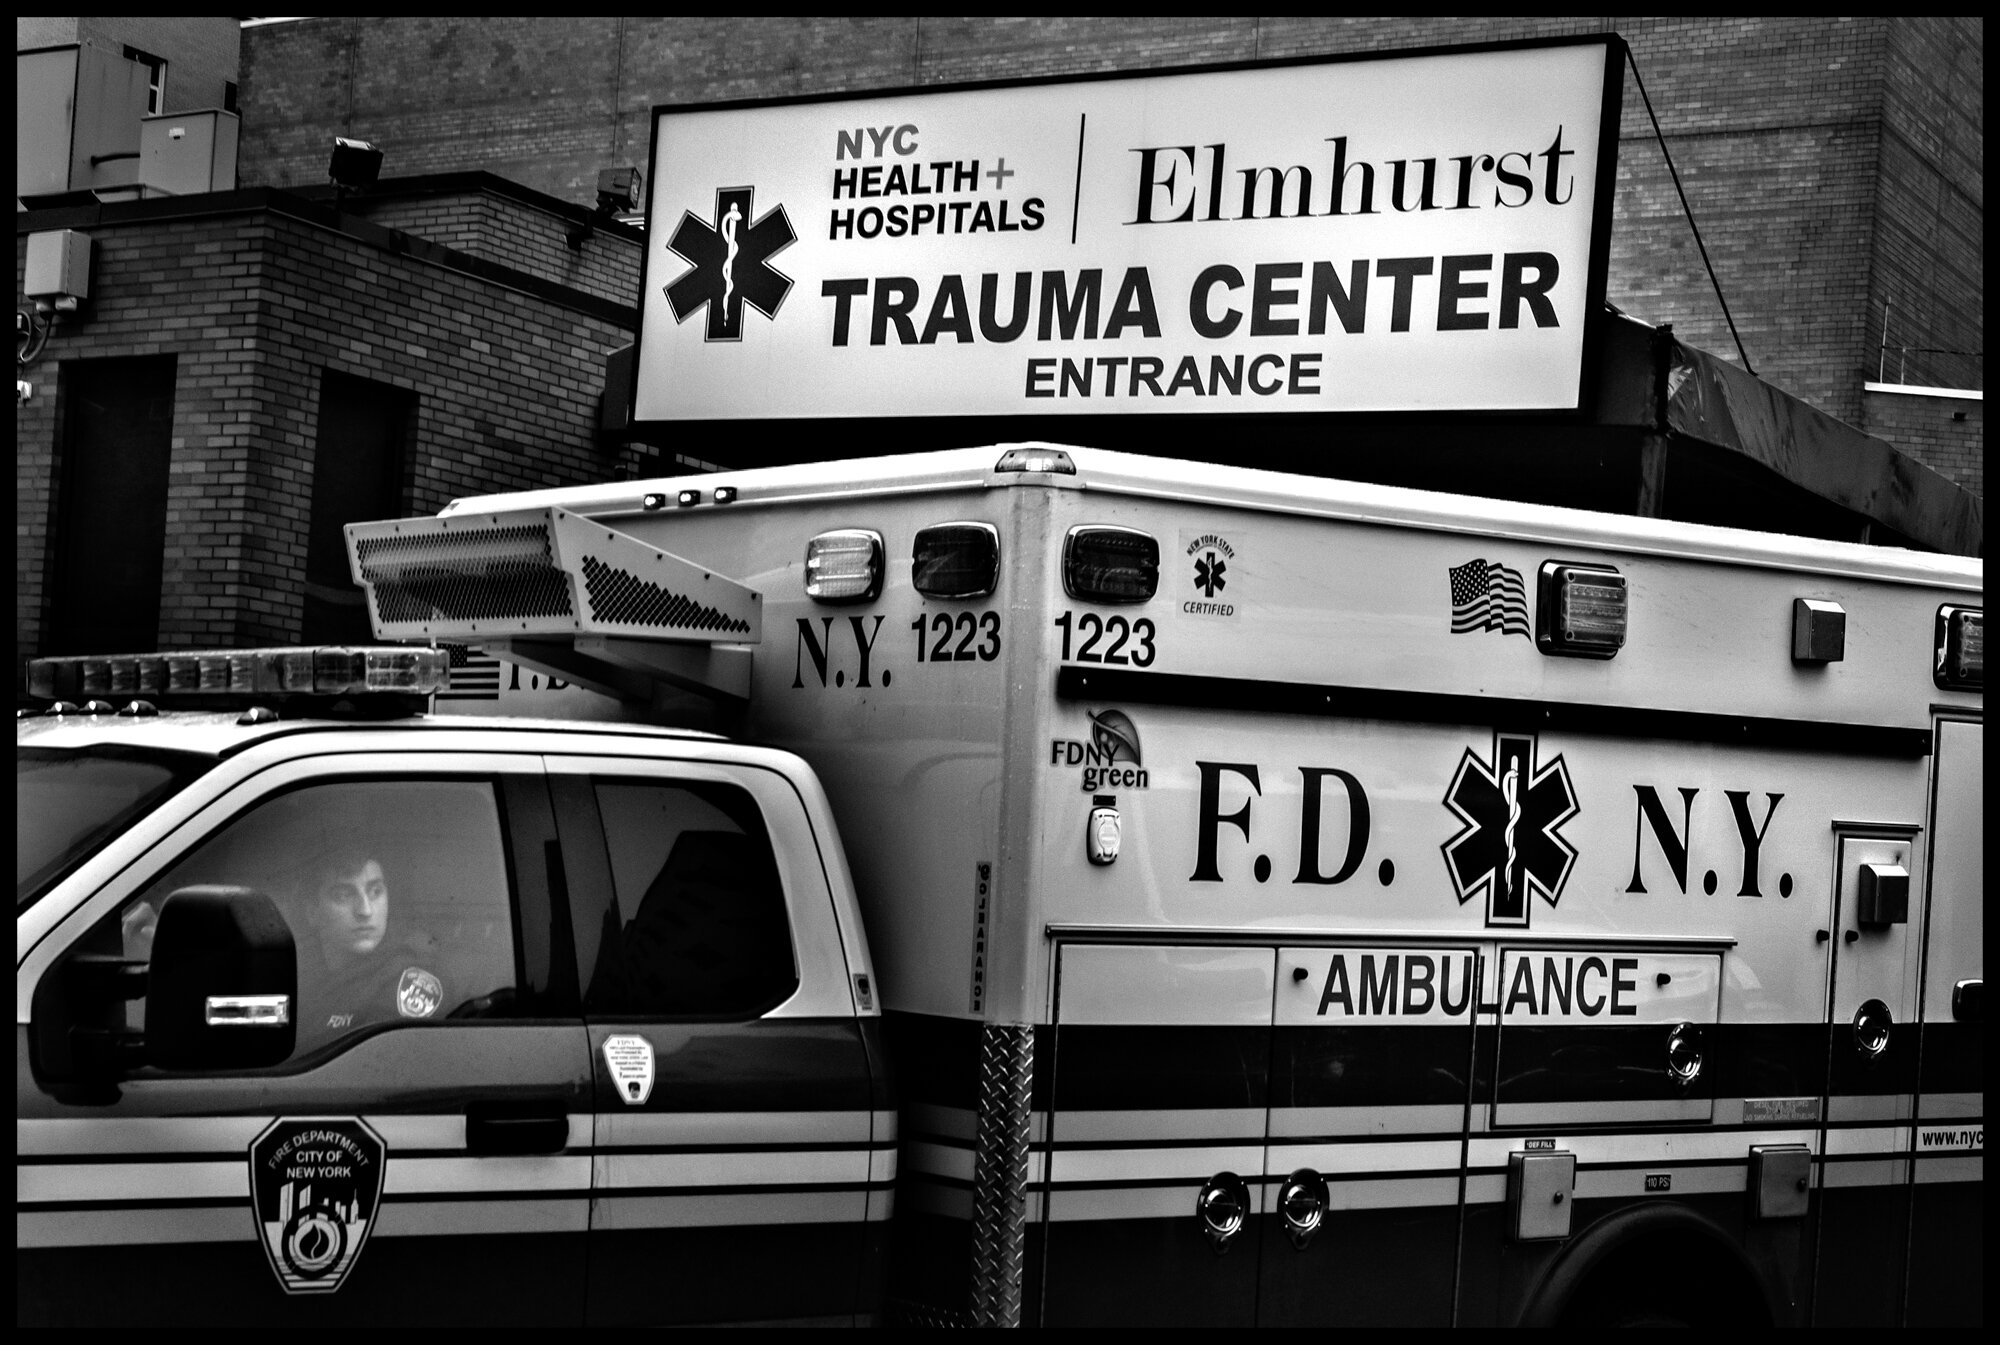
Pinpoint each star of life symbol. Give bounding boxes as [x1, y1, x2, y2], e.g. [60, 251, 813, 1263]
[1194, 551, 1227, 598]
[1441, 731, 1579, 927]
[664, 186, 796, 341]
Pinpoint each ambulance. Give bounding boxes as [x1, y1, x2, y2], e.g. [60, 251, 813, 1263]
[17, 444, 1981, 1326]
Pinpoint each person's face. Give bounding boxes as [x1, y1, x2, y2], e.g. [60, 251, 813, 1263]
[311, 859, 389, 956]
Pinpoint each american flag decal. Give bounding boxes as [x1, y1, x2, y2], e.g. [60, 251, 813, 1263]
[435, 644, 500, 701]
[1448, 559, 1531, 638]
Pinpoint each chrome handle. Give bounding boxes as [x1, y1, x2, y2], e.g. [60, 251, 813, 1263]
[1279, 1168, 1329, 1250]
[1852, 999, 1892, 1059]
[205, 993, 291, 1027]
[1665, 1021, 1704, 1085]
[1195, 1172, 1250, 1254]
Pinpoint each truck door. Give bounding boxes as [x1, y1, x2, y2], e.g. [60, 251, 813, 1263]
[1259, 944, 1480, 1326]
[1041, 943, 1274, 1327]
[546, 758, 881, 1327]
[1904, 716, 1981, 1326]
[18, 762, 592, 1325]
[1812, 822, 1922, 1325]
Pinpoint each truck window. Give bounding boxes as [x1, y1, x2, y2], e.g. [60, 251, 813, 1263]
[100, 778, 519, 1063]
[17, 746, 209, 911]
[578, 779, 798, 1018]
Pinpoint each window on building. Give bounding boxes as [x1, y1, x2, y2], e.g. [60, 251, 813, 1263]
[303, 369, 415, 644]
[47, 356, 177, 656]
[224, 80, 238, 114]
[123, 46, 167, 115]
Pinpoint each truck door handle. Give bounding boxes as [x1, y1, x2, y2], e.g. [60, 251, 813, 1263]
[1195, 1172, 1250, 1254]
[467, 1104, 569, 1155]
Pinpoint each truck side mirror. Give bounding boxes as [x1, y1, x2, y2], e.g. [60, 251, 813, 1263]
[146, 886, 298, 1070]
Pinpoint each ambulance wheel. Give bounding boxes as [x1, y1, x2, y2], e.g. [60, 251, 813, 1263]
[1534, 1207, 1773, 1328]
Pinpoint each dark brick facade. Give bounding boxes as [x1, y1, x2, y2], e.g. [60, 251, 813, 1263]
[16, 182, 645, 664]
[238, 16, 1982, 486]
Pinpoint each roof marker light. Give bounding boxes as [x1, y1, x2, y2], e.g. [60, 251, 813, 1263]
[804, 529, 884, 604]
[994, 446, 1076, 475]
[1934, 605, 1982, 691]
[1536, 562, 1626, 659]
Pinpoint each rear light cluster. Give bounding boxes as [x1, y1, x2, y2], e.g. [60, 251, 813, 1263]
[1934, 605, 1982, 691]
[25, 646, 450, 703]
[1063, 526, 1159, 604]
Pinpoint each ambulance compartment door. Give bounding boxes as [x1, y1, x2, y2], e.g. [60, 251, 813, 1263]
[1040, 943, 1275, 1327]
[1260, 944, 1480, 1326]
[1904, 716, 1981, 1326]
[1812, 822, 1922, 1326]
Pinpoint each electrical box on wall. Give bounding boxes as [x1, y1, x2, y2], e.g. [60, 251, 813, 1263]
[24, 230, 93, 303]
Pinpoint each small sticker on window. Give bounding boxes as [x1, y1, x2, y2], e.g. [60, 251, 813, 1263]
[603, 1033, 655, 1106]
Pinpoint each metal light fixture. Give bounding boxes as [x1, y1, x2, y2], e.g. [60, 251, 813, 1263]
[328, 136, 383, 203]
[569, 166, 644, 251]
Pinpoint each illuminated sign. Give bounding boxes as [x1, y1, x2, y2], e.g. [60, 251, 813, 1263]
[635, 37, 1622, 421]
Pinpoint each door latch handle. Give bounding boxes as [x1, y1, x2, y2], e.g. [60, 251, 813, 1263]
[1195, 1172, 1250, 1254]
[1279, 1168, 1329, 1250]
[466, 1105, 568, 1155]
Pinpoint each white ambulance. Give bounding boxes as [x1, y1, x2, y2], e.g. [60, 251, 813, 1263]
[18, 444, 1982, 1326]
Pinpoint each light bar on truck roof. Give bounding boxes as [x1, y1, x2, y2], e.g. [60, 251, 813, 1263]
[1934, 605, 1982, 691]
[25, 647, 449, 704]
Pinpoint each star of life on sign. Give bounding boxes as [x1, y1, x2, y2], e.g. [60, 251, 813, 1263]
[634, 37, 1621, 422]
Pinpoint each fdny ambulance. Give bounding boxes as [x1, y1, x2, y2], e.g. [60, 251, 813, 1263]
[17, 445, 1982, 1326]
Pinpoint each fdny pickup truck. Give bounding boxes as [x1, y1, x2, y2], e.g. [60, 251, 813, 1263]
[17, 445, 1983, 1326]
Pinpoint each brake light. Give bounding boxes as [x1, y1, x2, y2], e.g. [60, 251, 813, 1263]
[913, 522, 1000, 599]
[804, 529, 884, 603]
[1536, 562, 1626, 659]
[1063, 526, 1159, 604]
[1934, 605, 1982, 691]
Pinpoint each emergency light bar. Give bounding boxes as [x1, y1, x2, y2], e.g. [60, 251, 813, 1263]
[25, 647, 449, 704]
[346, 506, 761, 645]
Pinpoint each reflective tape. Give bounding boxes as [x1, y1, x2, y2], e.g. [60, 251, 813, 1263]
[593, 1148, 870, 1191]
[590, 1189, 869, 1230]
[594, 1109, 877, 1148]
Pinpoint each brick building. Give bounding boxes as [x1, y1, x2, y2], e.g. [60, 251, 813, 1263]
[15, 175, 646, 664]
[15, 18, 1981, 683]
[236, 16, 1982, 496]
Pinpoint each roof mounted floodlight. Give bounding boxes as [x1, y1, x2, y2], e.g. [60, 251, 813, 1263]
[329, 137, 383, 197]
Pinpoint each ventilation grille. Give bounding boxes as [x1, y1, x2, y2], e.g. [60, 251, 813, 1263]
[581, 554, 753, 635]
[357, 523, 574, 625]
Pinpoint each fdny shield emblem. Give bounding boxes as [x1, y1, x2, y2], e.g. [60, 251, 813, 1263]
[398, 966, 444, 1018]
[250, 1117, 386, 1294]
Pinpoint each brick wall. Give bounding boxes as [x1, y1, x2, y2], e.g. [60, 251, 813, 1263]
[239, 17, 1981, 451]
[16, 199, 642, 660]
[335, 179, 644, 308]
[1862, 391, 1983, 499]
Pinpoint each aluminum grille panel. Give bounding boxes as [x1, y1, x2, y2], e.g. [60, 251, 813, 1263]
[347, 505, 761, 646]
[354, 523, 573, 627]
[580, 553, 753, 635]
